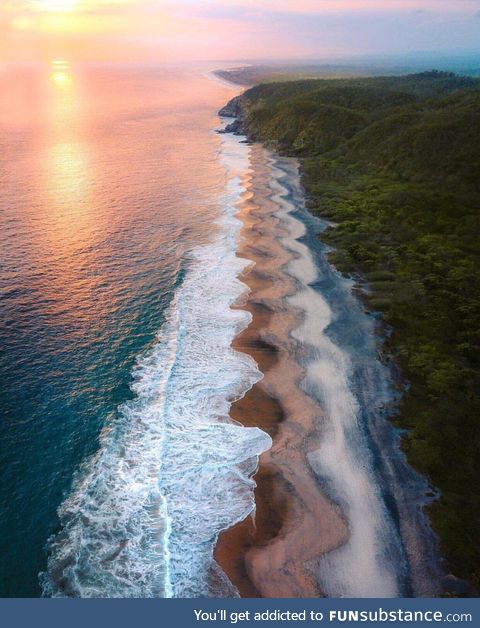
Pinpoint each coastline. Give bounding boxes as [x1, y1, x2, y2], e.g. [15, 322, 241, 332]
[214, 100, 443, 597]
[214, 144, 347, 598]
[217, 70, 480, 594]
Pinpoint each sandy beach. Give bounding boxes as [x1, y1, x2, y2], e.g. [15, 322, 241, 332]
[213, 120, 446, 597]
[214, 144, 348, 598]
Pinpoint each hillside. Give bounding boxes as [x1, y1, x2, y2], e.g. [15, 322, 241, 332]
[233, 71, 480, 590]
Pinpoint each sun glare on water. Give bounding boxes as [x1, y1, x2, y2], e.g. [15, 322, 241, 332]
[50, 59, 72, 86]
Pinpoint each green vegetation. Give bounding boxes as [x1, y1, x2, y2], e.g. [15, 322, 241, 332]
[239, 71, 480, 589]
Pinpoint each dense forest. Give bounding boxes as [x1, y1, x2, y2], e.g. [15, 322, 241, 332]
[233, 71, 480, 591]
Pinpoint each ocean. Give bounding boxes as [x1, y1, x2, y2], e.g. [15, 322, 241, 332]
[0, 63, 269, 597]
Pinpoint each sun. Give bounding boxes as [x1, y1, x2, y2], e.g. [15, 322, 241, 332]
[37, 0, 79, 11]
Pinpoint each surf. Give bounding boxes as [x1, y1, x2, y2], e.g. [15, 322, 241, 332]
[40, 129, 271, 598]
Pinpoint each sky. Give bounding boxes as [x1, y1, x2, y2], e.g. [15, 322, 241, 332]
[1, 0, 480, 62]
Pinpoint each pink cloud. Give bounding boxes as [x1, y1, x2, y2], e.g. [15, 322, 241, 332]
[240, 0, 480, 13]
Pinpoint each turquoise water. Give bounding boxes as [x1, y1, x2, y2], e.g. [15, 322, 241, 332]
[0, 64, 264, 596]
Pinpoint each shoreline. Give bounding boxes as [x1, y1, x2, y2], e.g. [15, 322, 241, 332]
[214, 144, 347, 598]
[211, 68, 254, 87]
[213, 118, 443, 597]
[220, 70, 480, 594]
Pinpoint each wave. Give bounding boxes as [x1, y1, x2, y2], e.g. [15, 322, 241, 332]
[40, 130, 271, 598]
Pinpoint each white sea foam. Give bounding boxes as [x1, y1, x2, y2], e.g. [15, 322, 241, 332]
[269, 159, 401, 598]
[40, 131, 271, 598]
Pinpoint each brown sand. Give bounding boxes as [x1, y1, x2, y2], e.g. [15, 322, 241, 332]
[214, 145, 348, 598]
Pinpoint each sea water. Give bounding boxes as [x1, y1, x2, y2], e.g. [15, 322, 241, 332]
[0, 63, 269, 597]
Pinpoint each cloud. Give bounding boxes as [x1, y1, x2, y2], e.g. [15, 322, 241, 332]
[188, 0, 480, 16]
[2, 0, 149, 13]
[2, 0, 480, 62]
[5, 0, 480, 19]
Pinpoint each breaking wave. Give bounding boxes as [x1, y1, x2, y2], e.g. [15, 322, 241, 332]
[40, 130, 271, 598]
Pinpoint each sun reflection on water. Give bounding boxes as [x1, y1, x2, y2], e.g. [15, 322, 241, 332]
[44, 59, 97, 254]
[39, 60, 112, 320]
[50, 59, 72, 87]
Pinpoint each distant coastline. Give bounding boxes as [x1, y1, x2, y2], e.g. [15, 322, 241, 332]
[213, 54, 480, 87]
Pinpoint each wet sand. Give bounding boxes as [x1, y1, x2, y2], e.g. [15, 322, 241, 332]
[214, 145, 348, 598]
